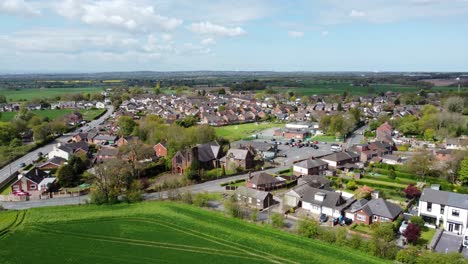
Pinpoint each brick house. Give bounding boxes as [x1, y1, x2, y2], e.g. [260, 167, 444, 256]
[220, 148, 254, 170]
[37, 157, 67, 170]
[274, 129, 310, 140]
[116, 136, 138, 147]
[376, 122, 394, 145]
[320, 151, 360, 169]
[235, 186, 275, 209]
[154, 142, 168, 157]
[11, 168, 50, 192]
[293, 159, 328, 176]
[346, 198, 402, 225]
[246, 172, 286, 191]
[65, 112, 83, 125]
[172, 141, 221, 174]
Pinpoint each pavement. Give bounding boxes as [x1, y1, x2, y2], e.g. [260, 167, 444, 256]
[0, 106, 114, 188]
[434, 232, 463, 254]
[1, 195, 90, 210]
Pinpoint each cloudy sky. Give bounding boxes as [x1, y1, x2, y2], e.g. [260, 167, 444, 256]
[1, 0, 468, 73]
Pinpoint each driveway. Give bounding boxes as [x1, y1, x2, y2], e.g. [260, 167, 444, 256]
[0, 106, 114, 187]
[434, 232, 463, 254]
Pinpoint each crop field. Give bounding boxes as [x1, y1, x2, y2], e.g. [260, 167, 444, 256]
[0, 108, 105, 122]
[0, 87, 102, 102]
[0, 202, 386, 264]
[215, 123, 284, 141]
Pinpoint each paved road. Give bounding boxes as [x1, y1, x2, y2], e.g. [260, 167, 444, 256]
[346, 124, 368, 148]
[1, 195, 90, 210]
[0, 106, 114, 187]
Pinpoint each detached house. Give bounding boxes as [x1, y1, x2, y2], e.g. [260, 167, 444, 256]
[293, 159, 328, 176]
[349, 198, 402, 225]
[418, 188, 468, 235]
[246, 172, 286, 191]
[220, 148, 254, 170]
[11, 168, 51, 192]
[235, 186, 275, 209]
[320, 151, 360, 169]
[172, 141, 222, 174]
[48, 141, 89, 160]
[154, 142, 168, 157]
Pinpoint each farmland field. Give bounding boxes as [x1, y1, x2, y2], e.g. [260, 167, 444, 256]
[0, 108, 105, 122]
[0, 202, 386, 264]
[0, 87, 103, 102]
[215, 122, 284, 141]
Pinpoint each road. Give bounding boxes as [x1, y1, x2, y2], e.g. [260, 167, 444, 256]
[0, 106, 114, 187]
[346, 124, 368, 148]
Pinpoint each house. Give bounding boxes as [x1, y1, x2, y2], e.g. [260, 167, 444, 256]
[220, 148, 254, 170]
[96, 102, 106, 109]
[235, 186, 275, 209]
[10, 168, 50, 192]
[37, 156, 67, 170]
[246, 172, 286, 191]
[381, 155, 402, 165]
[154, 142, 168, 157]
[351, 198, 402, 225]
[445, 138, 467, 150]
[116, 136, 138, 147]
[293, 159, 328, 176]
[92, 135, 118, 145]
[274, 129, 310, 140]
[96, 147, 119, 162]
[297, 175, 331, 190]
[284, 184, 352, 218]
[320, 151, 360, 169]
[71, 132, 97, 143]
[418, 188, 468, 235]
[65, 112, 83, 125]
[48, 141, 89, 160]
[172, 141, 222, 174]
[376, 122, 394, 145]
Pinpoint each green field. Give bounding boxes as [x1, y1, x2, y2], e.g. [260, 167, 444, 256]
[215, 123, 284, 141]
[0, 108, 105, 122]
[0, 202, 386, 264]
[0, 87, 102, 102]
[311, 135, 344, 143]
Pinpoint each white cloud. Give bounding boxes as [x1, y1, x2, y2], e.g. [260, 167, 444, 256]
[288, 31, 304, 38]
[349, 9, 366, 17]
[201, 38, 216, 45]
[181, 43, 211, 55]
[321, 31, 329, 36]
[189, 21, 246, 37]
[0, 0, 40, 16]
[54, 0, 183, 33]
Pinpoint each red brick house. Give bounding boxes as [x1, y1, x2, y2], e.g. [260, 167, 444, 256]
[154, 142, 168, 157]
[345, 198, 402, 225]
[11, 168, 50, 192]
[116, 136, 138, 147]
[65, 112, 83, 125]
[172, 141, 221, 174]
[274, 129, 310, 140]
[376, 122, 394, 145]
[37, 157, 67, 170]
[246, 172, 286, 191]
[220, 148, 254, 170]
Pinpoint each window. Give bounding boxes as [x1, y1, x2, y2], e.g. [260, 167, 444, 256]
[373, 215, 378, 221]
[440, 205, 445, 214]
[13, 185, 20, 191]
[30, 184, 37, 190]
[427, 202, 432, 212]
[452, 209, 460, 217]
[357, 214, 366, 221]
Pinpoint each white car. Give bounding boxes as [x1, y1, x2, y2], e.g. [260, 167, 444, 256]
[399, 221, 409, 234]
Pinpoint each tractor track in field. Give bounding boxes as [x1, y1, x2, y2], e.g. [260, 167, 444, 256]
[0, 210, 27, 239]
[32, 226, 265, 262]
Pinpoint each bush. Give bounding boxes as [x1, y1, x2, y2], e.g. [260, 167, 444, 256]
[270, 213, 285, 229]
[348, 234, 362, 249]
[346, 180, 358, 191]
[404, 184, 421, 199]
[193, 192, 218, 207]
[409, 216, 425, 229]
[297, 218, 320, 238]
[396, 247, 418, 264]
[318, 229, 337, 243]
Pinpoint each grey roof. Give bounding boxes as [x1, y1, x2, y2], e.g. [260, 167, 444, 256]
[420, 188, 468, 210]
[321, 151, 359, 162]
[235, 186, 270, 200]
[97, 147, 119, 157]
[382, 154, 400, 161]
[298, 175, 330, 189]
[361, 198, 402, 219]
[23, 168, 49, 184]
[94, 135, 118, 141]
[291, 184, 345, 209]
[196, 141, 221, 162]
[347, 199, 369, 213]
[249, 172, 284, 186]
[39, 156, 67, 167]
[58, 141, 89, 154]
[295, 159, 328, 169]
[225, 148, 250, 160]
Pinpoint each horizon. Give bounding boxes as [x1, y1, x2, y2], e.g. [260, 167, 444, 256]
[1, 0, 468, 72]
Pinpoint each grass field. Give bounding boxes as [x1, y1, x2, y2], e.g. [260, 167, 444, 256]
[0, 108, 105, 122]
[215, 122, 284, 141]
[0, 202, 387, 264]
[311, 135, 344, 143]
[0, 87, 103, 102]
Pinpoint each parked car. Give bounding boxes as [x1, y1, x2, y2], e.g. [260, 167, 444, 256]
[38, 152, 43, 156]
[19, 163, 26, 167]
[319, 214, 328, 223]
[399, 221, 409, 234]
[285, 142, 289, 146]
[271, 138, 276, 142]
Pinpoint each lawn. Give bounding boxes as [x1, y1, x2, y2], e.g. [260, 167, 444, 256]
[418, 227, 436, 246]
[0, 202, 387, 264]
[311, 135, 344, 143]
[0, 87, 103, 102]
[214, 122, 284, 141]
[0, 108, 105, 122]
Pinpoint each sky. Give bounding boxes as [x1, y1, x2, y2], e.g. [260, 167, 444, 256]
[0, 0, 468, 73]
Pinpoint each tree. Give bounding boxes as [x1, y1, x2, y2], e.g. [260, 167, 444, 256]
[0, 94, 6, 103]
[297, 218, 320, 238]
[406, 149, 433, 180]
[0, 122, 16, 145]
[396, 247, 418, 264]
[423, 128, 436, 141]
[458, 157, 468, 185]
[117, 116, 137, 136]
[403, 223, 421, 244]
[409, 216, 425, 229]
[404, 184, 421, 199]
[32, 123, 51, 142]
[218, 88, 226, 95]
[444, 96, 465, 113]
[355, 185, 374, 199]
[346, 180, 358, 190]
[388, 168, 396, 179]
[56, 164, 77, 187]
[371, 222, 395, 242]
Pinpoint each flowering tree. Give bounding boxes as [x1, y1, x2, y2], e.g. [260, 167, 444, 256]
[403, 184, 421, 199]
[355, 185, 374, 199]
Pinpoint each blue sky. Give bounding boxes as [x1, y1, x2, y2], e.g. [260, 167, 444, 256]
[0, 0, 468, 73]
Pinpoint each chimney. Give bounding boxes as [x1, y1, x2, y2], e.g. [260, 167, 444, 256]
[371, 191, 380, 199]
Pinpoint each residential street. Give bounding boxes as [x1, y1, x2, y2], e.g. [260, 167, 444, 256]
[346, 124, 368, 148]
[0, 106, 114, 187]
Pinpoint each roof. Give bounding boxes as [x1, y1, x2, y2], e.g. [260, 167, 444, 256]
[97, 147, 119, 157]
[196, 141, 221, 162]
[347, 199, 369, 213]
[249, 172, 283, 186]
[420, 188, 468, 210]
[225, 148, 250, 160]
[235, 186, 271, 200]
[298, 185, 345, 209]
[295, 159, 328, 169]
[94, 135, 118, 141]
[321, 151, 359, 162]
[382, 154, 400, 161]
[360, 198, 402, 219]
[298, 175, 330, 189]
[23, 168, 49, 184]
[39, 156, 67, 167]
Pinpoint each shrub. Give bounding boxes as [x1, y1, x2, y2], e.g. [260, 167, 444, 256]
[355, 185, 374, 199]
[251, 209, 258, 222]
[348, 234, 362, 249]
[318, 229, 337, 243]
[193, 192, 217, 207]
[403, 223, 421, 244]
[404, 184, 421, 199]
[409, 216, 425, 229]
[396, 247, 418, 264]
[297, 218, 320, 238]
[346, 180, 358, 191]
[270, 213, 285, 229]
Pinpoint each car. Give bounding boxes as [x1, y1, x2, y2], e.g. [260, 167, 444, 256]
[399, 221, 409, 234]
[19, 163, 26, 167]
[290, 139, 295, 143]
[314, 141, 318, 144]
[271, 138, 276, 142]
[319, 214, 328, 223]
[38, 152, 43, 156]
[285, 142, 289, 146]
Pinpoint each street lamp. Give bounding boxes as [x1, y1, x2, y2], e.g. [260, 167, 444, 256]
[456, 77, 461, 94]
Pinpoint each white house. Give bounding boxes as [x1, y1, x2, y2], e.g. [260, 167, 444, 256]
[96, 102, 106, 109]
[418, 188, 468, 235]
